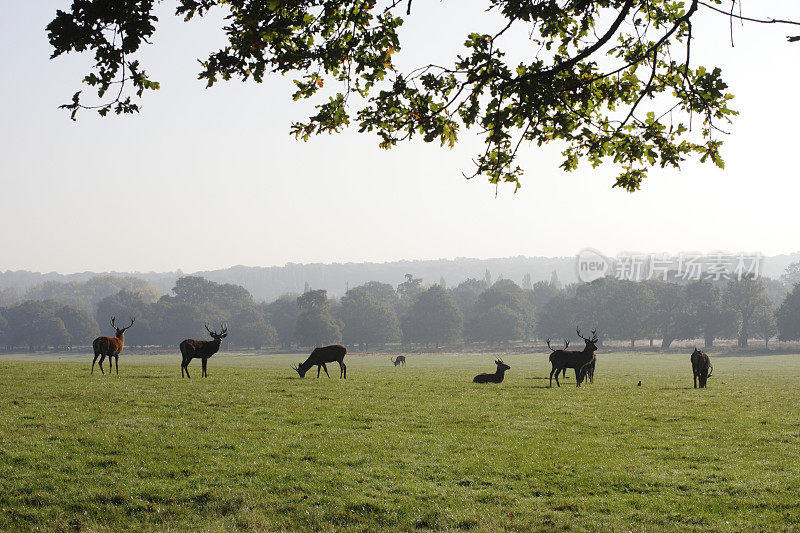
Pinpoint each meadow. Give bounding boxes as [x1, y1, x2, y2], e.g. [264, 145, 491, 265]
[1, 350, 799, 532]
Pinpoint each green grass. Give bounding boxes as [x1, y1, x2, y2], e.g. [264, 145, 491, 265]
[1, 351, 799, 531]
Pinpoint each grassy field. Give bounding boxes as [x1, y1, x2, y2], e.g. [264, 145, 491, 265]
[1, 350, 799, 532]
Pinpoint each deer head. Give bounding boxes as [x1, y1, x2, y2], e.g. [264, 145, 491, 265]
[205, 323, 228, 341]
[495, 359, 511, 371]
[291, 363, 307, 378]
[111, 317, 135, 338]
[577, 327, 599, 351]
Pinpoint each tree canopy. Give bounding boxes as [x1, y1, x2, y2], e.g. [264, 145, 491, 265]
[46, 1, 799, 191]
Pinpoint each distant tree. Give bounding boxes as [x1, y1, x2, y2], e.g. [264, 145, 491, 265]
[0, 287, 22, 308]
[521, 273, 532, 291]
[354, 281, 399, 310]
[751, 305, 777, 349]
[530, 280, 561, 310]
[643, 280, 693, 349]
[450, 278, 488, 323]
[607, 281, 656, 348]
[474, 279, 534, 339]
[294, 290, 341, 347]
[724, 275, 769, 348]
[396, 274, 423, 313]
[151, 300, 205, 348]
[402, 286, 463, 348]
[266, 294, 300, 349]
[230, 306, 278, 349]
[550, 271, 562, 290]
[763, 278, 788, 308]
[535, 293, 577, 341]
[95, 290, 149, 345]
[339, 288, 400, 349]
[684, 280, 739, 348]
[468, 305, 526, 344]
[781, 262, 800, 287]
[483, 270, 492, 287]
[0, 311, 7, 346]
[55, 305, 100, 348]
[25, 275, 161, 313]
[2, 300, 61, 351]
[41, 316, 70, 349]
[777, 284, 800, 342]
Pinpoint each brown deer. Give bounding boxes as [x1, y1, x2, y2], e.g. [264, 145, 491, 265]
[391, 355, 406, 367]
[548, 328, 598, 388]
[179, 324, 227, 378]
[690, 347, 713, 388]
[91, 317, 135, 375]
[292, 345, 347, 378]
[473, 359, 511, 383]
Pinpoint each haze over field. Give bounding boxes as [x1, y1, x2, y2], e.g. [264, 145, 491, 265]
[1, 2, 799, 274]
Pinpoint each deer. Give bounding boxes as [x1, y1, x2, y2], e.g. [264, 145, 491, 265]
[548, 328, 598, 388]
[391, 355, 406, 367]
[690, 347, 713, 388]
[179, 324, 227, 378]
[292, 345, 347, 378]
[91, 317, 135, 375]
[473, 359, 511, 383]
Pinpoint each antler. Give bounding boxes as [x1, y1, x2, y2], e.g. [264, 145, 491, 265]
[126, 317, 135, 329]
[577, 327, 589, 341]
[220, 323, 227, 335]
[205, 323, 215, 335]
[563, 339, 570, 350]
[110, 316, 117, 329]
[591, 328, 598, 342]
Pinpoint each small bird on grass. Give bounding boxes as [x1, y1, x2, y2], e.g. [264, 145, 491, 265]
[637, 380, 642, 386]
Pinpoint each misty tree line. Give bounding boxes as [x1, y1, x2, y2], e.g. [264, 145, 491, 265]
[2, 265, 800, 352]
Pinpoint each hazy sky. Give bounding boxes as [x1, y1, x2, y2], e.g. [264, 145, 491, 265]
[1, 1, 798, 274]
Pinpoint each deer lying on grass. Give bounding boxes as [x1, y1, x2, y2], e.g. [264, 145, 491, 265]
[473, 359, 511, 383]
[548, 328, 598, 387]
[690, 347, 713, 388]
[391, 356, 406, 367]
[179, 324, 227, 378]
[91, 317, 135, 375]
[293, 345, 347, 378]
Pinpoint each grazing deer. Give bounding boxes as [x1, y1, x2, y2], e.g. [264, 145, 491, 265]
[391, 356, 406, 367]
[179, 324, 227, 378]
[473, 359, 511, 383]
[91, 317, 135, 375]
[690, 347, 713, 388]
[293, 345, 347, 378]
[548, 328, 598, 388]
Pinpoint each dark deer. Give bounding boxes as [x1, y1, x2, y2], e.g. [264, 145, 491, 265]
[548, 328, 598, 387]
[473, 359, 511, 383]
[391, 356, 406, 367]
[91, 317, 135, 375]
[179, 324, 227, 378]
[293, 345, 347, 378]
[690, 347, 713, 388]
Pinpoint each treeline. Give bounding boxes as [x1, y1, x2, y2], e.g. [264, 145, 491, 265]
[2, 268, 800, 352]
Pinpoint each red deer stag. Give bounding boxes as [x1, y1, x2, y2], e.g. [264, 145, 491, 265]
[473, 359, 511, 383]
[548, 328, 598, 388]
[690, 347, 713, 388]
[293, 345, 347, 378]
[179, 324, 228, 378]
[91, 317, 135, 375]
[391, 356, 406, 367]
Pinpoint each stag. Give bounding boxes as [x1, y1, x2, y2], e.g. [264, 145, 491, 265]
[91, 317, 135, 375]
[293, 345, 347, 378]
[473, 359, 511, 383]
[548, 328, 598, 388]
[690, 347, 713, 388]
[391, 356, 406, 367]
[179, 324, 228, 378]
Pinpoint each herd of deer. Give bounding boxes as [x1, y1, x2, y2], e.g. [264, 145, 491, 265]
[89, 318, 713, 388]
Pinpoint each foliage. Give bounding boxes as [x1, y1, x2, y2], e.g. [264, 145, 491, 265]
[49, 2, 800, 189]
[723, 275, 769, 348]
[294, 290, 341, 347]
[401, 285, 462, 346]
[338, 287, 400, 348]
[683, 280, 738, 348]
[265, 294, 300, 348]
[750, 304, 777, 348]
[467, 304, 526, 344]
[25, 276, 160, 314]
[777, 283, 800, 341]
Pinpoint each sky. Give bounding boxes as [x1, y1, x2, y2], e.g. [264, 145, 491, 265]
[1, 1, 799, 274]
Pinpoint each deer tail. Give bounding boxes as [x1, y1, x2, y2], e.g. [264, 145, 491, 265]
[707, 362, 713, 379]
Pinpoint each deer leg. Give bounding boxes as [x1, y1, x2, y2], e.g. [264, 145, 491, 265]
[202, 358, 208, 378]
[340, 361, 346, 379]
[91, 353, 99, 374]
[321, 363, 330, 378]
[115, 356, 119, 375]
[98, 354, 106, 375]
[181, 360, 185, 378]
[184, 360, 191, 379]
[549, 366, 555, 388]
[693, 372, 698, 388]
